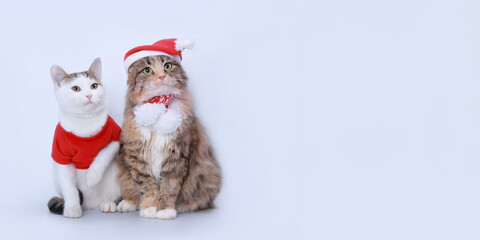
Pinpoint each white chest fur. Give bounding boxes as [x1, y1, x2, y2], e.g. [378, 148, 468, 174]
[139, 126, 175, 180]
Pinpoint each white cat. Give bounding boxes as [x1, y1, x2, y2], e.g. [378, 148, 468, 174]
[48, 58, 121, 218]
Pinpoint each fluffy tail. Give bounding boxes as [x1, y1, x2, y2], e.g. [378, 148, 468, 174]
[47, 191, 83, 215]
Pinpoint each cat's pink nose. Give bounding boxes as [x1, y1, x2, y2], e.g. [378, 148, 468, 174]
[159, 75, 165, 80]
[86, 94, 92, 100]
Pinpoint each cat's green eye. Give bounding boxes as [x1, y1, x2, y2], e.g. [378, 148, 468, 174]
[71, 86, 81, 92]
[142, 67, 153, 75]
[91, 83, 98, 89]
[164, 62, 172, 71]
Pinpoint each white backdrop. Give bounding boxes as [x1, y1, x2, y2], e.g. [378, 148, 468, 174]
[0, 0, 479, 239]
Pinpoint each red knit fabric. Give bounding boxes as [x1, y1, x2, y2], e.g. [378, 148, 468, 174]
[143, 94, 173, 108]
[124, 38, 182, 61]
[51, 116, 121, 169]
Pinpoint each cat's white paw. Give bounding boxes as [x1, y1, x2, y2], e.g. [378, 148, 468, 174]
[100, 201, 117, 213]
[139, 206, 157, 219]
[154, 109, 184, 134]
[63, 204, 82, 218]
[156, 208, 177, 220]
[86, 168, 102, 186]
[134, 103, 166, 126]
[117, 200, 137, 212]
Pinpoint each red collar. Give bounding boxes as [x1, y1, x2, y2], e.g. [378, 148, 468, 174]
[143, 94, 173, 108]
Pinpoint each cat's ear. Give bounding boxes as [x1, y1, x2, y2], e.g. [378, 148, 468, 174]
[88, 57, 102, 82]
[50, 65, 68, 88]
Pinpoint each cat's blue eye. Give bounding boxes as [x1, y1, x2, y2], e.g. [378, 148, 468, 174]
[71, 86, 81, 92]
[91, 83, 98, 89]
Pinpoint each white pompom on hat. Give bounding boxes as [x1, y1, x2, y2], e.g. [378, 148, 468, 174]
[123, 38, 194, 72]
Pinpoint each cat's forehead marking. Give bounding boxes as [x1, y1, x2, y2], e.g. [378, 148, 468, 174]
[141, 56, 162, 67]
[145, 57, 152, 65]
[67, 72, 94, 80]
[63, 71, 101, 85]
[152, 56, 165, 65]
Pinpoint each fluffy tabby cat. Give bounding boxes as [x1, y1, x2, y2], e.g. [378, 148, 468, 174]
[48, 58, 121, 218]
[116, 54, 222, 219]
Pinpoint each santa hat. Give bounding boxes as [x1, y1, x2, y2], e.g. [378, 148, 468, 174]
[124, 38, 194, 72]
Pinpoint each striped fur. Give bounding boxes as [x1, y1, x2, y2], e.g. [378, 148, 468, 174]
[117, 56, 221, 217]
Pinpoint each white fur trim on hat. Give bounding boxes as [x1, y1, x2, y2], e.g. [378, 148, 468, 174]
[124, 50, 181, 73]
[175, 39, 195, 51]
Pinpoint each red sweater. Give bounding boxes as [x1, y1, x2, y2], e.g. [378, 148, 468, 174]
[51, 116, 121, 169]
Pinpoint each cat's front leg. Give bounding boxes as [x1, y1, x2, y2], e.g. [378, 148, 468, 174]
[117, 163, 140, 213]
[156, 170, 184, 220]
[86, 141, 120, 186]
[129, 167, 161, 218]
[56, 164, 82, 218]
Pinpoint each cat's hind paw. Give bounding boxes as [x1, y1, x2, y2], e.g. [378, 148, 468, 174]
[139, 206, 157, 219]
[156, 208, 177, 220]
[63, 204, 82, 218]
[100, 201, 117, 213]
[117, 200, 137, 213]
